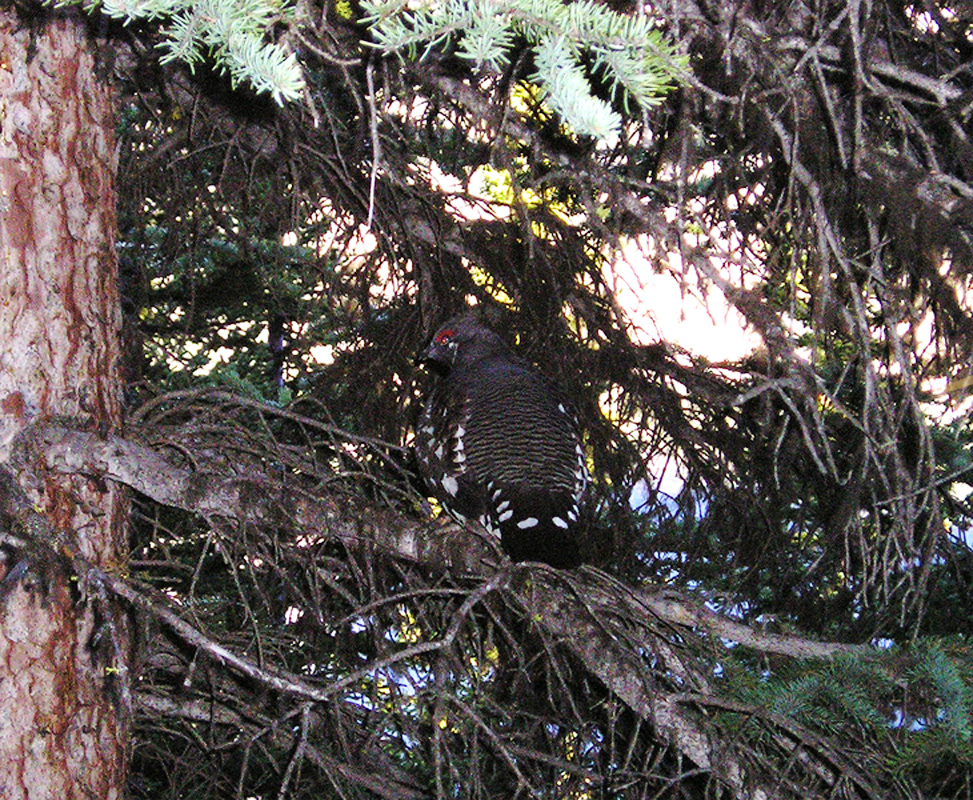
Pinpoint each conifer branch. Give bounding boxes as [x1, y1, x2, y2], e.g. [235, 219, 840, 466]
[360, 0, 686, 138]
[90, 0, 306, 102]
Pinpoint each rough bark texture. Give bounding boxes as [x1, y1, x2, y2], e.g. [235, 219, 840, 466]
[0, 10, 128, 799]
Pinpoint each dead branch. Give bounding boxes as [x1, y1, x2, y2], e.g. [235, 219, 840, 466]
[24, 419, 881, 798]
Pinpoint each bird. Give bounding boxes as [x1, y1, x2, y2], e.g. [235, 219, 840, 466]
[414, 313, 588, 568]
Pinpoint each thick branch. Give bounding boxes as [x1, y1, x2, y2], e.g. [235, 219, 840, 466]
[26, 422, 877, 798]
[38, 423, 858, 659]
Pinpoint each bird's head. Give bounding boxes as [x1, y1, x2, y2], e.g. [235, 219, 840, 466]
[417, 313, 510, 375]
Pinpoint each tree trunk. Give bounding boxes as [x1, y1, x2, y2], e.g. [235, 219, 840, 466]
[0, 10, 128, 799]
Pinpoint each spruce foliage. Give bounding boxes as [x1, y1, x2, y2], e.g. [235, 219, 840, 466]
[92, 0, 305, 101]
[361, 0, 685, 137]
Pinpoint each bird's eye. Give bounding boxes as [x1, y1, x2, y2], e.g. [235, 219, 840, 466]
[435, 329, 455, 345]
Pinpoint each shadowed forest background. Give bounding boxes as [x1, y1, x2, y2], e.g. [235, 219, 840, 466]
[3, 0, 973, 797]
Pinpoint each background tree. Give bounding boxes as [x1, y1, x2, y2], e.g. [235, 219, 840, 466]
[3, 0, 973, 797]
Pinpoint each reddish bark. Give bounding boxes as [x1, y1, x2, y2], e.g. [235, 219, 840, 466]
[0, 10, 128, 799]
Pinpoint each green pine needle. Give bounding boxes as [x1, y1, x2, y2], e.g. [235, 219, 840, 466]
[90, 0, 306, 103]
[360, 0, 686, 139]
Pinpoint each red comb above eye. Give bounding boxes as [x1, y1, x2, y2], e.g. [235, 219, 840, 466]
[435, 329, 455, 344]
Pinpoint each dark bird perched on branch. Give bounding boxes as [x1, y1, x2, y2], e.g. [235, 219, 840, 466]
[415, 313, 588, 568]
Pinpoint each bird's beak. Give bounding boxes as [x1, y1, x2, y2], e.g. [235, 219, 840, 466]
[416, 340, 452, 374]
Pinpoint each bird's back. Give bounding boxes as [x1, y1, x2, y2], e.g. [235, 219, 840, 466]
[459, 357, 581, 491]
[417, 344, 587, 567]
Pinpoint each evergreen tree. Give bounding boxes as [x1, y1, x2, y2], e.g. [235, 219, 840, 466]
[3, 0, 973, 797]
